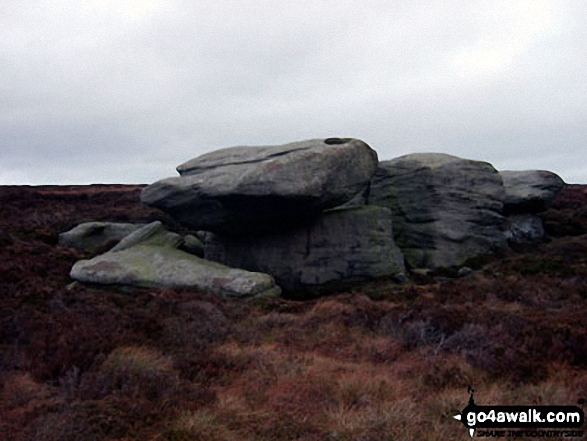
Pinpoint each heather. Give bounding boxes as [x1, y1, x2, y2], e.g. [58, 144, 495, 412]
[1, 184, 586, 440]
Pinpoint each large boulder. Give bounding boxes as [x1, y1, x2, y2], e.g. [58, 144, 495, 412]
[59, 222, 146, 254]
[205, 206, 405, 296]
[501, 170, 565, 213]
[70, 222, 281, 299]
[141, 138, 378, 234]
[367, 153, 506, 270]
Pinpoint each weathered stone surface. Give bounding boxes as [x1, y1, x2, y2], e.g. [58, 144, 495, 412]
[110, 221, 181, 251]
[368, 153, 506, 269]
[70, 222, 281, 299]
[59, 222, 145, 254]
[334, 185, 369, 210]
[501, 170, 565, 213]
[141, 138, 378, 234]
[205, 206, 405, 295]
[505, 214, 545, 244]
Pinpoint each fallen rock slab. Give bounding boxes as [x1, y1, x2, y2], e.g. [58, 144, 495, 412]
[368, 153, 506, 270]
[141, 138, 378, 234]
[109, 220, 181, 251]
[205, 206, 405, 296]
[70, 222, 280, 299]
[59, 222, 146, 254]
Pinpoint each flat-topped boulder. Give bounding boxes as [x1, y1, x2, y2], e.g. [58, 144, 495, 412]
[141, 138, 378, 234]
[501, 170, 565, 213]
[205, 206, 405, 296]
[70, 222, 281, 299]
[368, 153, 506, 270]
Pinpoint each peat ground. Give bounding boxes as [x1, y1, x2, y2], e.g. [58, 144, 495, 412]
[1, 184, 587, 440]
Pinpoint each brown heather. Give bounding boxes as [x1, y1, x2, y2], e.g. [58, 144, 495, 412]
[1, 184, 586, 440]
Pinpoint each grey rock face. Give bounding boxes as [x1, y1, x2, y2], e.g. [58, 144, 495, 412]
[205, 206, 405, 296]
[368, 153, 506, 270]
[505, 214, 545, 244]
[59, 222, 146, 254]
[141, 138, 378, 234]
[501, 170, 565, 213]
[70, 222, 281, 299]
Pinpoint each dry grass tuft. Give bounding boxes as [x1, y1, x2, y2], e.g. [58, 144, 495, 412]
[1, 372, 56, 409]
[164, 409, 244, 441]
[101, 346, 173, 375]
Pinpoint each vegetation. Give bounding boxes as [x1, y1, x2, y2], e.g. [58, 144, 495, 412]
[1, 184, 586, 440]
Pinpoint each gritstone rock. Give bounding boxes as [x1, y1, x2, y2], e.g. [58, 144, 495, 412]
[70, 221, 281, 299]
[367, 153, 506, 270]
[204, 206, 405, 296]
[505, 214, 545, 244]
[179, 234, 205, 257]
[140, 138, 378, 234]
[59, 222, 146, 254]
[501, 170, 565, 213]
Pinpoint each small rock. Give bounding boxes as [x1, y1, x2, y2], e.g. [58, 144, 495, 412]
[457, 267, 474, 277]
[505, 214, 545, 244]
[179, 234, 205, 257]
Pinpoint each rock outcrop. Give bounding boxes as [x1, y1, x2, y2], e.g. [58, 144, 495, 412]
[501, 170, 565, 213]
[367, 153, 506, 270]
[140, 138, 378, 234]
[70, 222, 281, 299]
[205, 206, 405, 295]
[65, 139, 569, 294]
[59, 222, 145, 254]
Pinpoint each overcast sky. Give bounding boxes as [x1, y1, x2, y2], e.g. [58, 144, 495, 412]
[1, 0, 586, 185]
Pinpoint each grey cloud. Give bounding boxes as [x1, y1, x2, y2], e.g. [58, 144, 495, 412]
[1, 0, 586, 184]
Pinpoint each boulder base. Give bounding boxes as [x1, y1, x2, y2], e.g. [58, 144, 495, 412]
[205, 206, 405, 296]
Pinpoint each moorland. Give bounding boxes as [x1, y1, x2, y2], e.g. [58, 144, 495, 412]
[1, 183, 587, 440]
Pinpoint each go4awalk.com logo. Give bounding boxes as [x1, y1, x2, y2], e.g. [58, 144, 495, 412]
[453, 387, 585, 438]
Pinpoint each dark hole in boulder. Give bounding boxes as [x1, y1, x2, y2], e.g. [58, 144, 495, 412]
[324, 138, 351, 145]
